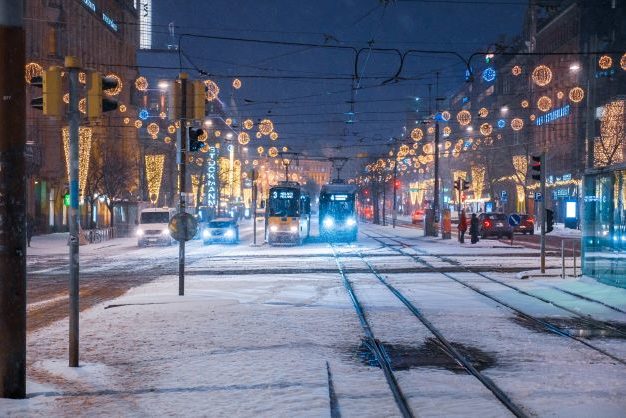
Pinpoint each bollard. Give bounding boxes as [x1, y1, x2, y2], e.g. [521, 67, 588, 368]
[573, 241, 577, 277]
[561, 240, 565, 279]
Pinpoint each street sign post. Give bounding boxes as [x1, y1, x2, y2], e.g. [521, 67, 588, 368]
[534, 192, 543, 202]
[501, 190, 508, 203]
[168, 212, 198, 242]
[508, 213, 521, 227]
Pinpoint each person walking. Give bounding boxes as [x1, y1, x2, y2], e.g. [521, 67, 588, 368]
[469, 213, 479, 244]
[458, 210, 467, 243]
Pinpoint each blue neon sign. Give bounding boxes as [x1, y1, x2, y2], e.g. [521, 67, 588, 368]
[535, 105, 570, 126]
[82, 0, 96, 12]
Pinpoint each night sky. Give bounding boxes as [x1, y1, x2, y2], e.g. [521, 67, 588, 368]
[151, 0, 526, 169]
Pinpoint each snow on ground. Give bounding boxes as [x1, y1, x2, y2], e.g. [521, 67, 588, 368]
[3, 221, 626, 417]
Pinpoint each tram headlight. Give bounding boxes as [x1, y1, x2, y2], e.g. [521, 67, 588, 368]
[270, 225, 278, 232]
[290, 225, 298, 232]
[323, 217, 334, 228]
[346, 217, 356, 227]
[225, 229, 235, 238]
[202, 229, 210, 238]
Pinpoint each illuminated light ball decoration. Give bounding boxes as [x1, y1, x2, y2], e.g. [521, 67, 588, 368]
[225, 118, 232, 126]
[258, 119, 274, 135]
[159, 112, 167, 119]
[78, 72, 86, 84]
[521, 100, 529, 108]
[188, 156, 194, 163]
[427, 126, 435, 134]
[78, 98, 87, 114]
[175, 121, 181, 128]
[444, 140, 452, 150]
[134, 120, 143, 129]
[422, 143, 434, 154]
[196, 157, 203, 167]
[598, 55, 613, 70]
[410, 127, 424, 141]
[480, 123, 493, 136]
[200, 144, 208, 153]
[457, 110, 471, 126]
[123, 117, 130, 125]
[482, 67, 496, 82]
[399, 144, 410, 155]
[443, 126, 452, 137]
[282, 146, 288, 152]
[557, 91, 564, 100]
[621, 53, 626, 70]
[268, 147, 278, 157]
[529, 114, 536, 121]
[531, 65, 552, 87]
[478, 107, 489, 118]
[537, 96, 552, 112]
[119, 104, 127, 113]
[147, 122, 159, 137]
[270, 132, 278, 141]
[253, 160, 258, 166]
[256, 132, 262, 139]
[167, 125, 176, 134]
[511, 118, 524, 131]
[203, 79, 220, 101]
[25, 62, 43, 83]
[257, 146, 264, 155]
[214, 130, 221, 137]
[232, 78, 242, 89]
[441, 111, 451, 121]
[238, 132, 250, 145]
[497, 119, 506, 129]
[135, 76, 148, 92]
[198, 130, 208, 141]
[243, 119, 254, 130]
[511, 65, 522, 76]
[63, 93, 70, 104]
[569, 86, 585, 103]
[104, 73, 122, 96]
[412, 143, 418, 149]
[164, 136, 172, 144]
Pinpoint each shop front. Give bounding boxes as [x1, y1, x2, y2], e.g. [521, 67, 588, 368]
[582, 165, 626, 288]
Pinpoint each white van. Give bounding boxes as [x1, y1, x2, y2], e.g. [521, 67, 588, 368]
[136, 208, 176, 247]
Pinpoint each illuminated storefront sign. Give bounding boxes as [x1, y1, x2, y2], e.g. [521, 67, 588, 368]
[82, 0, 96, 12]
[102, 12, 118, 32]
[80, 1, 119, 33]
[535, 105, 570, 126]
[206, 147, 219, 208]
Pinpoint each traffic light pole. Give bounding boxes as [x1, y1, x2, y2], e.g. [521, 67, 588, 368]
[392, 158, 398, 229]
[252, 169, 257, 245]
[178, 74, 188, 296]
[0, 0, 27, 397]
[540, 152, 546, 273]
[432, 120, 440, 237]
[66, 56, 81, 367]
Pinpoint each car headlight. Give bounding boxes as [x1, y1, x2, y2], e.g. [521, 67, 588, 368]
[270, 225, 278, 232]
[290, 225, 298, 232]
[346, 218, 356, 227]
[202, 229, 210, 238]
[162, 229, 170, 235]
[323, 217, 334, 228]
[225, 229, 235, 238]
[136, 229, 144, 236]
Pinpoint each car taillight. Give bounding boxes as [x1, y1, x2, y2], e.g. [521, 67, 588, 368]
[484, 220, 491, 228]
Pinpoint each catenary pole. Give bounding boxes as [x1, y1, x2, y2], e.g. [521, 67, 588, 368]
[179, 73, 188, 296]
[540, 151, 546, 273]
[0, 0, 27, 398]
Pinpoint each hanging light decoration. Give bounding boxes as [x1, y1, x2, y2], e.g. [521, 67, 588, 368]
[198, 130, 208, 141]
[441, 111, 451, 121]
[167, 125, 176, 134]
[480, 123, 493, 136]
[119, 104, 127, 113]
[135, 76, 148, 92]
[104, 73, 122, 96]
[427, 126, 435, 134]
[159, 111, 167, 119]
[268, 147, 278, 157]
[282, 146, 288, 152]
[24, 62, 43, 83]
[134, 120, 143, 128]
[457, 110, 471, 126]
[255, 132, 262, 139]
[444, 140, 452, 150]
[225, 118, 232, 126]
[196, 157, 204, 167]
[511, 65, 522, 76]
[78, 72, 87, 84]
[123, 117, 130, 125]
[443, 126, 452, 137]
[410, 127, 424, 141]
[175, 121, 181, 128]
[232, 78, 242, 89]
[569, 86, 585, 103]
[521, 100, 529, 108]
[531, 65, 552, 87]
[537, 96, 552, 112]
[557, 91, 564, 100]
[257, 146, 264, 155]
[165, 136, 173, 144]
[214, 130, 221, 137]
[63, 93, 70, 104]
[147, 122, 159, 137]
[243, 119, 254, 130]
[62, 127, 92, 198]
[270, 132, 278, 141]
[238, 132, 250, 145]
[478, 107, 489, 118]
[258, 119, 274, 135]
[529, 114, 536, 121]
[598, 55, 613, 70]
[78, 98, 87, 114]
[511, 118, 524, 131]
[204, 79, 220, 101]
[621, 53, 626, 70]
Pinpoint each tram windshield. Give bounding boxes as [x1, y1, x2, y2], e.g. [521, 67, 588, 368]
[320, 194, 355, 219]
[269, 188, 301, 217]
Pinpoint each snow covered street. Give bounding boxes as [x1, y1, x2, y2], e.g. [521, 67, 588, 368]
[3, 222, 626, 417]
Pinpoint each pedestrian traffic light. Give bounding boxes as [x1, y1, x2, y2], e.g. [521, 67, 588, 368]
[463, 180, 470, 191]
[192, 80, 206, 121]
[545, 208, 554, 233]
[454, 178, 460, 190]
[188, 127, 207, 152]
[30, 66, 63, 117]
[530, 155, 542, 181]
[87, 72, 119, 117]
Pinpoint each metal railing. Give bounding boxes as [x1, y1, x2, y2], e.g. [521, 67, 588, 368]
[83, 227, 115, 244]
[561, 238, 580, 279]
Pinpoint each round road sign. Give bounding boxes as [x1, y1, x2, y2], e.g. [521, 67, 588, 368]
[508, 213, 521, 227]
[168, 212, 198, 242]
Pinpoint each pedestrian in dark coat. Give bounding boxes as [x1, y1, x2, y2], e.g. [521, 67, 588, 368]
[26, 215, 34, 247]
[469, 213, 479, 244]
[458, 210, 467, 243]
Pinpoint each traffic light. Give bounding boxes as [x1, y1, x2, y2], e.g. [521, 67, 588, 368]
[463, 180, 470, 191]
[394, 179, 401, 190]
[30, 66, 63, 117]
[192, 80, 206, 121]
[188, 127, 207, 152]
[87, 72, 119, 117]
[454, 178, 460, 190]
[530, 155, 542, 181]
[545, 208, 554, 233]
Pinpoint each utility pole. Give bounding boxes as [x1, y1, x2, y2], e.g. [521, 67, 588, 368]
[0, 0, 27, 398]
[392, 157, 398, 229]
[252, 168, 258, 245]
[540, 152, 546, 273]
[66, 56, 81, 367]
[178, 73, 188, 296]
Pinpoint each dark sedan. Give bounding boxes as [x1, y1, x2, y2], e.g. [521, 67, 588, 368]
[478, 213, 513, 239]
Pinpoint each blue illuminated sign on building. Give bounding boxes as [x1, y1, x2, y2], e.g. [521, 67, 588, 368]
[82, 0, 96, 12]
[102, 12, 118, 31]
[535, 105, 571, 126]
[482, 67, 496, 82]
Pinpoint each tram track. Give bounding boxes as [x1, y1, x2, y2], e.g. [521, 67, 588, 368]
[330, 243, 530, 418]
[363, 230, 626, 367]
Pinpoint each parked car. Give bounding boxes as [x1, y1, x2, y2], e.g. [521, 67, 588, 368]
[478, 212, 513, 239]
[513, 214, 535, 235]
[202, 218, 239, 244]
[411, 209, 425, 224]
